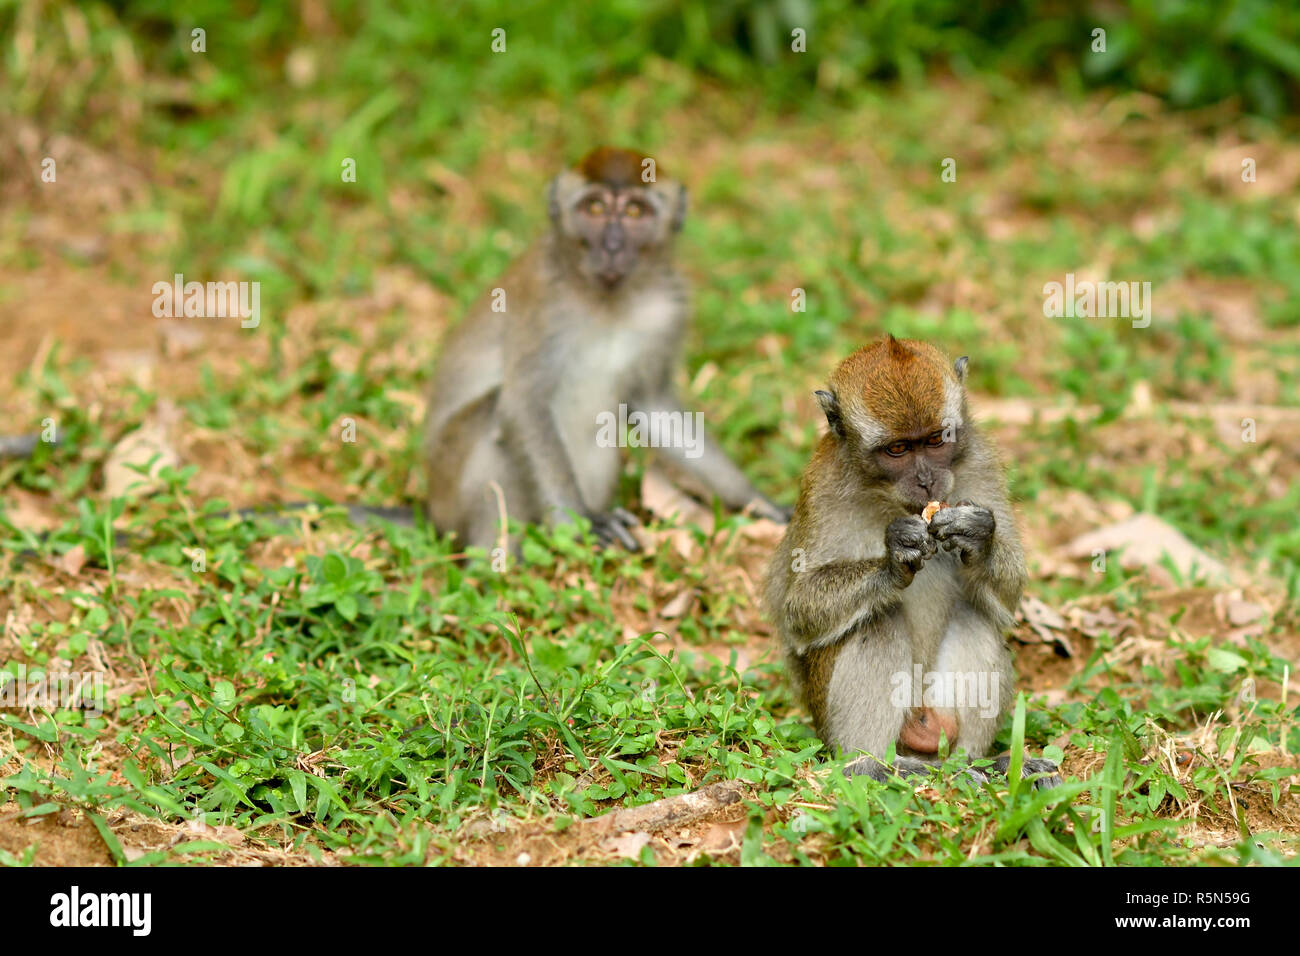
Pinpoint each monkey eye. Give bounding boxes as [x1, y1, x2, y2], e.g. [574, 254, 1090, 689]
[623, 201, 646, 219]
[925, 431, 945, 447]
[885, 441, 910, 457]
[584, 198, 607, 216]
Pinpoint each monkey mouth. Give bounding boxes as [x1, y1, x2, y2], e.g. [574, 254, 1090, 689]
[596, 270, 624, 288]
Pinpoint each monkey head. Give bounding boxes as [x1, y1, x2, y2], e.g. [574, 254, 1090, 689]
[814, 336, 971, 513]
[548, 147, 687, 291]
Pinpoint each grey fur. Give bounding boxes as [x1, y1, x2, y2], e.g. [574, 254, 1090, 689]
[424, 169, 784, 552]
[764, 361, 1058, 788]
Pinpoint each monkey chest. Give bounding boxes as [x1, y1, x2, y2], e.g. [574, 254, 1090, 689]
[900, 555, 966, 663]
[553, 322, 671, 505]
[551, 309, 675, 419]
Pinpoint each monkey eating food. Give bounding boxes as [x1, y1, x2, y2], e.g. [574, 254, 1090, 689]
[921, 500, 948, 524]
[764, 336, 1058, 787]
[424, 146, 787, 553]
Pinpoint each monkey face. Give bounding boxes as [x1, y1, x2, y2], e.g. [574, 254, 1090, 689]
[549, 162, 685, 291]
[565, 187, 671, 289]
[815, 337, 971, 512]
[871, 429, 959, 511]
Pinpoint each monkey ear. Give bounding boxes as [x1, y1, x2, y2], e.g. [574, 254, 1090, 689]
[814, 390, 845, 438]
[954, 356, 969, 383]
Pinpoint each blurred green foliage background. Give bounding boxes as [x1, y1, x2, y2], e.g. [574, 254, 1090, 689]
[9, 0, 1299, 126]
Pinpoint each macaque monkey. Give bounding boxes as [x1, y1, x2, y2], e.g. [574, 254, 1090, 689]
[764, 337, 1058, 787]
[424, 146, 786, 552]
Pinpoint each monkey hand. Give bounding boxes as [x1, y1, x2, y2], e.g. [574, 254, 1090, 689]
[884, 515, 937, 582]
[927, 502, 995, 566]
[583, 507, 642, 551]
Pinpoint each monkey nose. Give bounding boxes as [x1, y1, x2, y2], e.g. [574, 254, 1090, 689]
[601, 224, 625, 252]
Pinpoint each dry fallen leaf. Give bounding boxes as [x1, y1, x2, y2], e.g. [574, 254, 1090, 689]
[602, 831, 652, 859]
[177, 819, 246, 848]
[55, 543, 88, 577]
[738, 517, 787, 546]
[1062, 513, 1230, 586]
[692, 818, 746, 856]
[1213, 589, 1269, 629]
[1064, 605, 1136, 640]
[659, 589, 696, 620]
[639, 466, 714, 559]
[1016, 594, 1075, 657]
[104, 421, 180, 499]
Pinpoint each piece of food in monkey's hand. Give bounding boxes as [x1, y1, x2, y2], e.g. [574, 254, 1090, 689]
[921, 501, 949, 524]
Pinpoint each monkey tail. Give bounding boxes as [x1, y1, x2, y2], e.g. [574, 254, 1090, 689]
[233, 502, 418, 529]
[0, 433, 44, 459]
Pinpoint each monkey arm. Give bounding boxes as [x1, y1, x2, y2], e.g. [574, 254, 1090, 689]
[497, 394, 588, 519]
[932, 501, 1025, 632]
[775, 514, 933, 651]
[960, 527, 1025, 632]
[493, 328, 591, 521]
[779, 557, 909, 652]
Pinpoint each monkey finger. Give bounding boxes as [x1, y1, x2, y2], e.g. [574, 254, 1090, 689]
[606, 519, 641, 551]
[1022, 758, 1062, 790]
[927, 513, 964, 538]
[611, 507, 641, 528]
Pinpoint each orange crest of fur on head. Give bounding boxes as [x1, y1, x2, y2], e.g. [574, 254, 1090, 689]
[831, 336, 956, 439]
[577, 146, 654, 187]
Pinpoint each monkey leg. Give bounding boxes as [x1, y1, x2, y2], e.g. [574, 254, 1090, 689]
[427, 397, 538, 554]
[426, 392, 517, 550]
[455, 435, 540, 553]
[821, 616, 911, 767]
[929, 602, 1014, 757]
[927, 605, 1059, 789]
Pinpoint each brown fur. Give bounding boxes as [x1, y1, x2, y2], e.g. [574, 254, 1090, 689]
[794, 642, 842, 741]
[576, 146, 654, 187]
[763, 339, 1057, 787]
[831, 336, 951, 437]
